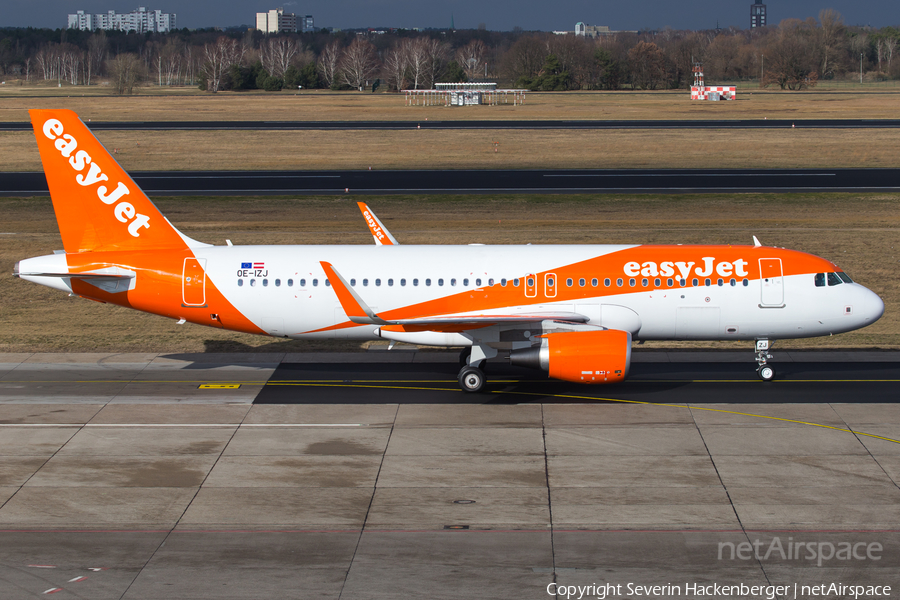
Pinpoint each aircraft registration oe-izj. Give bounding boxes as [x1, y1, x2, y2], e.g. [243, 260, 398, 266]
[15, 109, 885, 392]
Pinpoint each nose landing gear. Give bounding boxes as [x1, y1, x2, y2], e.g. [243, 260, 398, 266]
[755, 339, 775, 381]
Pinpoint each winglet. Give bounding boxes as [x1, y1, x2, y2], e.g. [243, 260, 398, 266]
[357, 202, 399, 245]
[320, 261, 389, 325]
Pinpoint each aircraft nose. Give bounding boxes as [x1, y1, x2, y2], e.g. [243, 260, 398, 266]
[858, 286, 885, 325]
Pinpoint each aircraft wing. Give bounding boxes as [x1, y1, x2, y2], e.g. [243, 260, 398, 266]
[357, 202, 399, 245]
[320, 261, 588, 329]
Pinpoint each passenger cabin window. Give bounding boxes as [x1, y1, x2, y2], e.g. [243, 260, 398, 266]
[426, 278, 432, 286]
[513, 279, 520, 287]
[566, 278, 573, 287]
[451, 278, 457, 286]
[488, 278, 494, 286]
[388, 279, 394, 286]
[655, 278, 661, 287]
[263, 279, 269, 287]
[413, 278, 419, 286]
[363, 279, 369, 286]
[500, 279, 507, 286]
[667, 278, 673, 286]
[401, 278, 406, 286]
[629, 278, 636, 287]
[641, 278, 648, 287]
[375, 279, 381, 287]
[312, 279, 318, 286]
[288, 279, 294, 287]
[238, 279, 243, 287]
[299, 278, 306, 287]
[350, 278, 356, 286]
[617, 278, 623, 287]
[438, 278, 444, 286]
[464, 278, 470, 286]
[476, 278, 482, 286]
[250, 279, 256, 287]
[325, 279, 331, 287]
[579, 278, 586, 287]
[275, 279, 281, 287]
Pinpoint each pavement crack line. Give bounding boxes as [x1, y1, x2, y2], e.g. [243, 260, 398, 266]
[337, 403, 399, 600]
[688, 404, 779, 594]
[835, 403, 900, 493]
[116, 405, 249, 600]
[540, 403, 559, 597]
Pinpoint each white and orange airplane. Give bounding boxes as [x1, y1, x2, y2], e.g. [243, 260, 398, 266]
[15, 109, 885, 392]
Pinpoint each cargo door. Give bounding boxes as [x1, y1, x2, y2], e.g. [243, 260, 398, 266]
[182, 258, 207, 307]
[759, 258, 784, 307]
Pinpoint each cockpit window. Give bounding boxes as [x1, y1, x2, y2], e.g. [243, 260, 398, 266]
[827, 272, 842, 286]
[837, 272, 853, 284]
[814, 273, 825, 287]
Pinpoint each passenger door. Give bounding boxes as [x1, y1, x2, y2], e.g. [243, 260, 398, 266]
[759, 258, 784, 307]
[182, 258, 207, 307]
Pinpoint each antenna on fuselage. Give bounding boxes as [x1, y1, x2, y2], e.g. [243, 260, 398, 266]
[752, 236, 762, 247]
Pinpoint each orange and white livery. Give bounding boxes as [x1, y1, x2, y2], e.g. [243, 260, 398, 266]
[15, 110, 885, 392]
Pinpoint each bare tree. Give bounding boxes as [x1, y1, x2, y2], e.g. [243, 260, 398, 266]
[817, 9, 846, 79]
[456, 40, 486, 80]
[885, 37, 898, 71]
[317, 40, 342, 88]
[404, 38, 430, 89]
[763, 19, 819, 90]
[160, 39, 183, 85]
[501, 35, 547, 85]
[338, 37, 379, 90]
[260, 36, 300, 78]
[201, 37, 245, 92]
[85, 31, 106, 85]
[423, 38, 450, 87]
[628, 41, 666, 89]
[382, 44, 409, 91]
[108, 53, 144, 94]
[550, 35, 596, 89]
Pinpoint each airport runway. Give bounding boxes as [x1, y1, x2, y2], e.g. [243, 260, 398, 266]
[4, 167, 900, 196]
[2, 351, 898, 599]
[3, 119, 900, 131]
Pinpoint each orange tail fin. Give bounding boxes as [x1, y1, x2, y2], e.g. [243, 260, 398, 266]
[30, 109, 188, 254]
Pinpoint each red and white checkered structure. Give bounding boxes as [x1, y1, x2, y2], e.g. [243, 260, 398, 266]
[691, 86, 736, 100]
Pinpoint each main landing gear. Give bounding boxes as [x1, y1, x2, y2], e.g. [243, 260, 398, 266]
[457, 346, 494, 393]
[755, 339, 775, 381]
[458, 365, 486, 393]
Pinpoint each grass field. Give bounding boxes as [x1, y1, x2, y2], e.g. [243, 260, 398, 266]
[3, 128, 899, 171]
[2, 86, 900, 122]
[2, 193, 897, 353]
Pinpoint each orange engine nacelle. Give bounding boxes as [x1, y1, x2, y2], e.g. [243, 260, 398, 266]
[509, 329, 632, 384]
